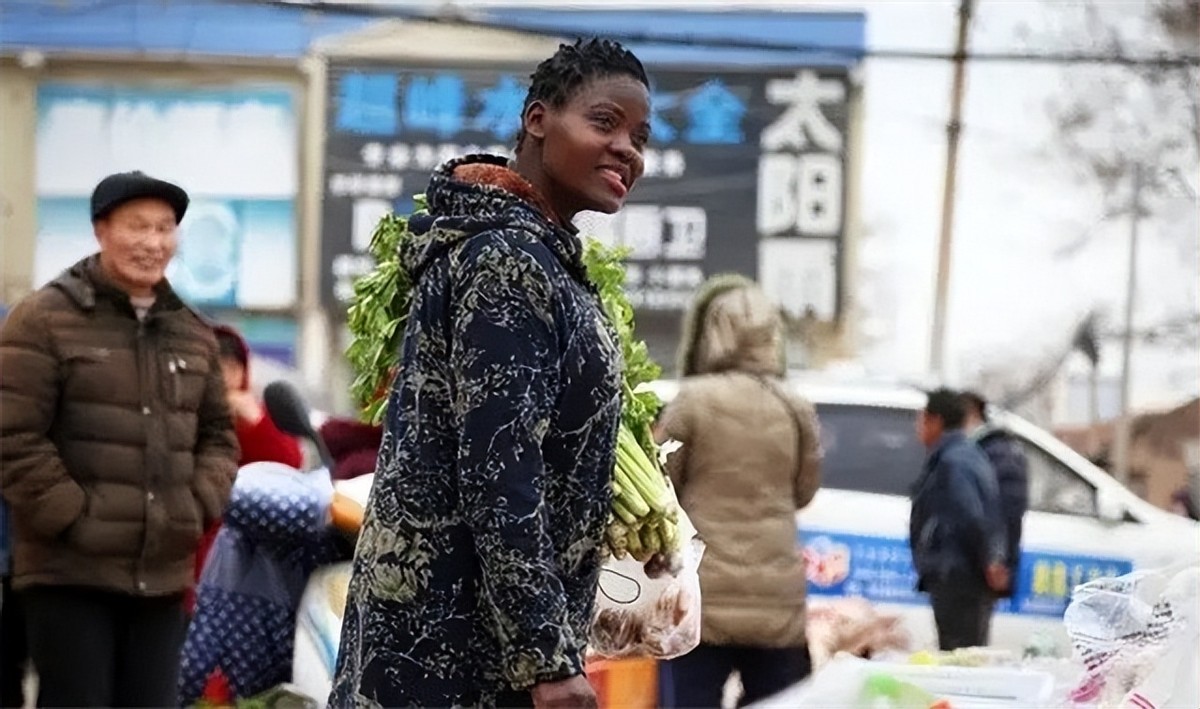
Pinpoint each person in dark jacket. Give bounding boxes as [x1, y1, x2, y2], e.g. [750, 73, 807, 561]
[910, 389, 1008, 651]
[0, 171, 239, 707]
[330, 38, 649, 709]
[961, 391, 1028, 597]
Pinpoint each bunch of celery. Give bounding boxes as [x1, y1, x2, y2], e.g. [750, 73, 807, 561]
[346, 207, 681, 560]
[580, 239, 681, 562]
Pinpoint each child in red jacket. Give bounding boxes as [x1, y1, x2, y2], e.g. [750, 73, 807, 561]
[188, 325, 304, 615]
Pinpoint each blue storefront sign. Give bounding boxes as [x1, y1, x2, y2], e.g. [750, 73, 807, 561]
[802, 529, 1134, 617]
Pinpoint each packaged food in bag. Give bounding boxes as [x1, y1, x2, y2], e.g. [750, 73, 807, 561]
[588, 481, 704, 660]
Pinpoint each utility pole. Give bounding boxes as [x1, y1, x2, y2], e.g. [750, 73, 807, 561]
[1111, 163, 1143, 486]
[929, 0, 974, 378]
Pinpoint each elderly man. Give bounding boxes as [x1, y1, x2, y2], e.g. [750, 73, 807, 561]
[0, 171, 238, 707]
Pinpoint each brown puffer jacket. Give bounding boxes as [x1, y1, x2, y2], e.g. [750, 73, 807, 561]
[0, 255, 238, 595]
[660, 276, 822, 648]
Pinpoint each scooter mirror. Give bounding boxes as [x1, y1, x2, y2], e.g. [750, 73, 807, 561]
[264, 380, 336, 473]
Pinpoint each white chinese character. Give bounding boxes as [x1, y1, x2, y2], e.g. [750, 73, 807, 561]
[437, 143, 459, 165]
[760, 70, 845, 152]
[757, 238, 838, 321]
[646, 264, 669, 288]
[382, 174, 404, 199]
[666, 265, 694, 290]
[361, 142, 386, 169]
[414, 144, 438, 170]
[387, 143, 411, 170]
[662, 207, 707, 260]
[757, 154, 798, 236]
[642, 149, 662, 179]
[756, 154, 843, 237]
[797, 153, 843, 236]
[329, 174, 348, 197]
[683, 266, 705, 288]
[620, 205, 665, 260]
[363, 174, 382, 198]
[662, 149, 687, 178]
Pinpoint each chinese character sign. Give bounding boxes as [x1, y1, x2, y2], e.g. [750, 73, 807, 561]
[322, 67, 525, 307]
[321, 64, 852, 324]
[802, 528, 1134, 619]
[755, 70, 849, 322]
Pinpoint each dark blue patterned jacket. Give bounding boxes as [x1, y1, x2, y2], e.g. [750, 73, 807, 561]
[330, 155, 623, 708]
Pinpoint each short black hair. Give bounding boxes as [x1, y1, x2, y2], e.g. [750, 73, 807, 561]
[925, 388, 966, 430]
[515, 37, 649, 150]
[961, 390, 988, 421]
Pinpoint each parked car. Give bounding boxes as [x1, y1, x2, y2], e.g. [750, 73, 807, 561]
[646, 374, 1200, 653]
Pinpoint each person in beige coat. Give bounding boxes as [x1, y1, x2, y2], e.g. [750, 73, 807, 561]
[658, 275, 823, 708]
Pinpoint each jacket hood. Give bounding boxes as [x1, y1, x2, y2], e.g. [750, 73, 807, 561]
[400, 154, 586, 284]
[677, 274, 786, 377]
[212, 324, 251, 391]
[50, 254, 186, 315]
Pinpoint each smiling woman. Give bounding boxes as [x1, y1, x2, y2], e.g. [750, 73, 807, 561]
[329, 38, 652, 709]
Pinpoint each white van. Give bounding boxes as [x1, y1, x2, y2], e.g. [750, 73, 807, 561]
[647, 374, 1200, 652]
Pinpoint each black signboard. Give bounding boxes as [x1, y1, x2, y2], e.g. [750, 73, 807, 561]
[321, 64, 851, 364]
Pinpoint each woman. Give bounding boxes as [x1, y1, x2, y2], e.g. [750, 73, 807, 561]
[330, 38, 649, 709]
[658, 275, 823, 708]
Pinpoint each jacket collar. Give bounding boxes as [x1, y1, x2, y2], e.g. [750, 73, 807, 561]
[929, 430, 967, 460]
[403, 154, 588, 286]
[912, 430, 967, 496]
[50, 254, 186, 317]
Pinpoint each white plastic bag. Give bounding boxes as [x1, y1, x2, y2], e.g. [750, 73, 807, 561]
[588, 482, 704, 660]
[292, 562, 353, 707]
[588, 536, 704, 660]
[1064, 563, 1199, 708]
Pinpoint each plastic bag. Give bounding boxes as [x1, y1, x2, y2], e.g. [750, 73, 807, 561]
[588, 482, 704, 660]
[292, 562, 354, 707]
[1064, 562, 1199, 708]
